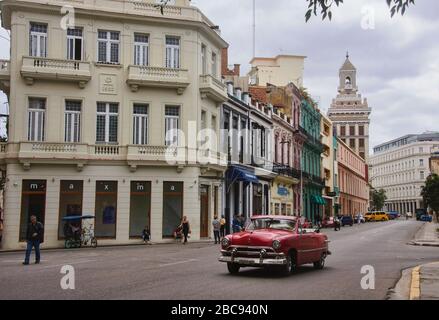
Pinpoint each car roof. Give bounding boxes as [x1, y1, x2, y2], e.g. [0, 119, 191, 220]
[251, 215, 297, 221]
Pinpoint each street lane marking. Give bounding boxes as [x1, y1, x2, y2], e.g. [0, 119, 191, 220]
[159, 259, 198, 267]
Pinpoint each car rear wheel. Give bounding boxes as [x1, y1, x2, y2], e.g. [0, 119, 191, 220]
[314, 253, 326, 270]
[227, 263, 240, 274]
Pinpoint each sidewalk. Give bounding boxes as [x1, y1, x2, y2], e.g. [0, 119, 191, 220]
[409, 262, 439, 300]
[408, 222, 439, 247]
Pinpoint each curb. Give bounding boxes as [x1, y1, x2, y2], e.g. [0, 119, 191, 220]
[0, 240, 217, 255]
[409, 266, 421, 300]
[407, 241, 439, 247]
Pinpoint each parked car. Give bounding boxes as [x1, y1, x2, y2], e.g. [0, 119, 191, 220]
[219, 215, 331, 275]
[341, 215, 354, 227]
[355, 214, 365, 224]
[321, 217, 336, 228]
[387, 211, 399, 220]
[365, 211, 389, 222]
[420, 215, 433, 222]
[416, 209, 427, 221]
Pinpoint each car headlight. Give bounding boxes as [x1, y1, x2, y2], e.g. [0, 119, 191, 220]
[221, 237, 231, 248]
[272, 240, 281, 250]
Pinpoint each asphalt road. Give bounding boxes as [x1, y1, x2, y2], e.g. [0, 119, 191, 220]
[0, 220, 438, 300]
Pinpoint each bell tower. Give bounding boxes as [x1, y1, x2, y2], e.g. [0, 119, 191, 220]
[328, 53, 372, 162]
[338, 52, 358, 94]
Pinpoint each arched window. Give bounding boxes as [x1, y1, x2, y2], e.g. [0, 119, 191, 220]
[345, 77, 352, 85]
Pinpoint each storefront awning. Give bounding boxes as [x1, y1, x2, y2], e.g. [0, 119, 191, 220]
[312, 195, 327, 205]
[227, 166, 260, 185]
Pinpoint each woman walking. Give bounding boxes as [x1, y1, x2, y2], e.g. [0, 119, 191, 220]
[181, 216, 191, 244]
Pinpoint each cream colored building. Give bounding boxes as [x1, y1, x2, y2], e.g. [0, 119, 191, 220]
[328, 54, 371, 162]
[321, 114, 336, 218]
[248, 55, 306, 88]
[0, 0, 230, 250]
[370, 132, 439, 214]
[431, 146, 439, 176]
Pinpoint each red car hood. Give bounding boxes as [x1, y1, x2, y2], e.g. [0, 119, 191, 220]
[231, 229, 291, 247]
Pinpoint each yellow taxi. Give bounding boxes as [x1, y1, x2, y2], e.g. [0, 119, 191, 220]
[365, 211, 389, 222]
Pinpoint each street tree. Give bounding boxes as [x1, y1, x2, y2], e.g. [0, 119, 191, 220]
[305, 0, 415, 22]
[155, 0, 415, 22]
[371, 189, 387, 211]
[421, 174, 439, 221]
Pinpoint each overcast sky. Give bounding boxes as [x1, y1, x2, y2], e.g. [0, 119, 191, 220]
[0, 0, 438, 153]
[195, 0, 439, 153]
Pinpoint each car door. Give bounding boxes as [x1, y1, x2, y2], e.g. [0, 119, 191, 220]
[297, 223, 315, 264]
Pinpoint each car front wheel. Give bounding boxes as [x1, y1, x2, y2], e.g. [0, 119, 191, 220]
[227, 263, 240, 274]
[281, 252, 297, 276]
[314, 253, 326, 270]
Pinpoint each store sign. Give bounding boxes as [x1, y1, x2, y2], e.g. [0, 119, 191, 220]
[277, 187, 289, 197]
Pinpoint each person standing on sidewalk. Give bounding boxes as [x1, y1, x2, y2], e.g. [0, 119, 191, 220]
[23, 215, 44, 265]
[219, 215, 226, 239]
[212, 216, 221, 244]
[181, 216, 191, 245]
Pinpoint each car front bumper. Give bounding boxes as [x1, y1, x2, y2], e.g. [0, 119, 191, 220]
[218, 256, 288, 266]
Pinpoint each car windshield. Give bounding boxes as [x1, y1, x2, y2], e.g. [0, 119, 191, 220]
[247, 218, 296, 231]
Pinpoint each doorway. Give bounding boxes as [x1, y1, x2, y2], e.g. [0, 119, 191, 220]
[200, 185, 209, 238]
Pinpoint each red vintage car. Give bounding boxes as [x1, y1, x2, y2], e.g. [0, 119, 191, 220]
[219, 215, 331, 275]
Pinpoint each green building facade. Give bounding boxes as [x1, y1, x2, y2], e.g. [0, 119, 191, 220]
[300, 99, 325, 222]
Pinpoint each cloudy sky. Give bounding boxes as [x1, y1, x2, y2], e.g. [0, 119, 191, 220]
[0, 0, 438, 153]
[195, 0, 439, 152]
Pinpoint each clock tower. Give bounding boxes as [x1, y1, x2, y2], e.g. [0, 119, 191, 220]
[328, 53, 372, 162]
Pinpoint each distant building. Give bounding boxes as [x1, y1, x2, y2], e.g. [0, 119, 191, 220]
[328, 54, 371, 162]
[337, 138, 369, 215]
[248, 55, 306, 88]
[321, 114, 336, 218]
[430, 146, 439, 176]
[370, 132, 439, 214]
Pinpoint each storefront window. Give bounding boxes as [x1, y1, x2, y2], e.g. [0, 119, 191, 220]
[274, 203, 280, 215]
[95, 181, 117, 238]
[129, 181, 151, 238]
[20, 180, 46, 241]
[58, 180, 83, 239]
[163, 182, 183, 238]
[281, 203, 287, 216]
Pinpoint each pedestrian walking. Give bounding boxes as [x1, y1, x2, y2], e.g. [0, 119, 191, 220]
[23, 215, 44, 265]
[181, 216, 191, 244]
[334, 216, 341, 232]
[212, 216, 221, 244]
[219, 215, 226, 239]
[232, 215, 241, 233]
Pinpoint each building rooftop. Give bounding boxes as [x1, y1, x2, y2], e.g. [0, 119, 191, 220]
[373, 132, 439, 154]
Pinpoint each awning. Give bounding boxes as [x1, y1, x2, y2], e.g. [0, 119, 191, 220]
[226, 166, 259, 185]
[311, 195, 327, 205]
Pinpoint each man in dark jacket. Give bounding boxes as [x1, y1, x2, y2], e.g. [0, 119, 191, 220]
[23, 215, 44, 265]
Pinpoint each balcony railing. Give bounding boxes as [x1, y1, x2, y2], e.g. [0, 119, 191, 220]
[273, 164, 301, 180]
[12, 142, 228, 169]
[127, 65, 190, 94]
[21, 56, 91, 88]
[18, 142, 88, 160]
[199, 74, 228, 102]
[299, 126, 325, 152]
